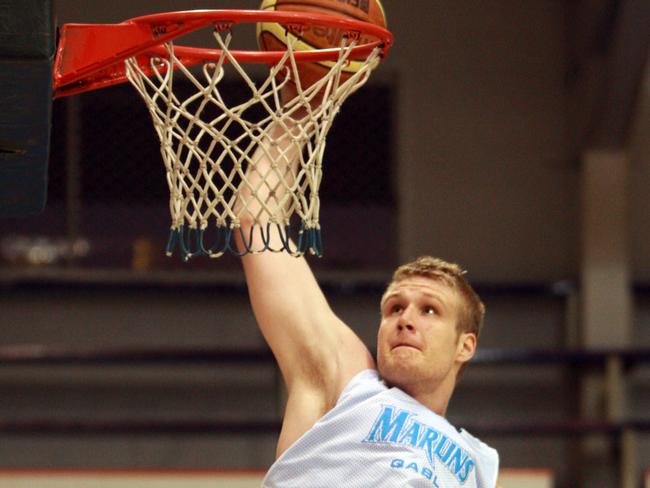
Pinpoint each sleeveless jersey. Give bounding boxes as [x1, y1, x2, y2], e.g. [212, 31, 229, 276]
[263, 369, 498, 488]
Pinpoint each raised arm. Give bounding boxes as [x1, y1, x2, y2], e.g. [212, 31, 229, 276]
[235, 100, 374, 456]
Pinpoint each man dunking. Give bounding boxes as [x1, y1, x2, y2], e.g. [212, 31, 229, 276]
[236, 98, 500, 487]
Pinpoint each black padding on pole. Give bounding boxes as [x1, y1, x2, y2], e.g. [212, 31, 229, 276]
[0, 0, 55, 58]
[0, 0, 53, 217]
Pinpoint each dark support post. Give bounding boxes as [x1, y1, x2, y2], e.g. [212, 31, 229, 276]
[0, 0, 54, 217]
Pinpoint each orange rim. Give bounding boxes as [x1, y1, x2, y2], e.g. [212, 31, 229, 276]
[53, 9, 393, 98]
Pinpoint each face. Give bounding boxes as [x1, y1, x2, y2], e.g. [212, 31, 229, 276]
[377, 276, 476, 395]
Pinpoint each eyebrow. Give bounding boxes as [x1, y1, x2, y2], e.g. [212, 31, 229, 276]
[419, 292, 447, 310]
[380, 289, 447, 309]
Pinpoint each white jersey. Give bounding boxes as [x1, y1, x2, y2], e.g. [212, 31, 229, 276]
[263, 369, 498, 488]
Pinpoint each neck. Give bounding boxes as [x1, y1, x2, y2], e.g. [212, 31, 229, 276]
[390, 370, 458, 417]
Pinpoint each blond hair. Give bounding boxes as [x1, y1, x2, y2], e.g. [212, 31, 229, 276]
[388, 256, 485, 339]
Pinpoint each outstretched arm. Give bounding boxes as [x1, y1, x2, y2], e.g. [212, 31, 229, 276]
[236, 96, 375, 456]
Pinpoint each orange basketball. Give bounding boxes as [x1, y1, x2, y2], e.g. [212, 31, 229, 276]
[257, 0, 387, 89]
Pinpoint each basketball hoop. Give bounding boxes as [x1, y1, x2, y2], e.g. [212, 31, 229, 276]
[53, 10, 393, 259]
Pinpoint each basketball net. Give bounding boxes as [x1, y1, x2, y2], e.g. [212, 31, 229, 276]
[125, 28, 382, 260]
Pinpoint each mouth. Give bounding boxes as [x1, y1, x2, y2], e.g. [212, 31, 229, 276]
[392, 343, 420, 352]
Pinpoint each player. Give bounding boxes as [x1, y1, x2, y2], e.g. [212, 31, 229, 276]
[235, 94, 499, 487]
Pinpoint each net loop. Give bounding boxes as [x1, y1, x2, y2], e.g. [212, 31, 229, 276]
[125, 21, 382, 259]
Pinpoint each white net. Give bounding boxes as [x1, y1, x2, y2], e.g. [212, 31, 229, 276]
[124, 27, 382, 259]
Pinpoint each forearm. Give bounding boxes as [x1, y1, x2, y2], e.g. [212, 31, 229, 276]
[235, 91, 373, 396]
[234, 114, 308, 253]
[235, 108, 336, 381]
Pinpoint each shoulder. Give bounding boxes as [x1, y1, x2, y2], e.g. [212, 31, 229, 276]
[340, 369, 384, 396]
[276, 368, 380, 456]
[458, 428, 500, 487]
[311, 368, 385, 418]
[458, 428, 498, 457]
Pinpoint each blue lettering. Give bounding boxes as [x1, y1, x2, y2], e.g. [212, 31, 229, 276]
[365, 406, 412, 443]
[447, 446, 469, 476]
[367, 404, 476, 484]
[457, 458, 475, 483]
[417, 427, 440, 464]
[434, 436, 455, 463]
[398, 420, 422, 447]
[389, 457, 443, 487]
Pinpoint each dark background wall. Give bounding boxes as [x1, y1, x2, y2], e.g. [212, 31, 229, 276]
[1, 1, 649, 487]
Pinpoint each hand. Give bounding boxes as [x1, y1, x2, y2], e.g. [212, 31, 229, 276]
[280, 80, 323, 120]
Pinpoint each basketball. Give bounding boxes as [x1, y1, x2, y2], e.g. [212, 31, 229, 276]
[257, 0, 387, 89]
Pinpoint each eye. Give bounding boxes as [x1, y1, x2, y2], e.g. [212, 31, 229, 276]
[422, 305, 436, 315]
[381, 300, 403, 316]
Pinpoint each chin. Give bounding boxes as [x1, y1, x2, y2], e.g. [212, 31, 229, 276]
[379, 356, 452, 394]
[378, 359, 417, 389]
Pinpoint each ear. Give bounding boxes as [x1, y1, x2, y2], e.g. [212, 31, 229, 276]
[455, 332, 477, 364]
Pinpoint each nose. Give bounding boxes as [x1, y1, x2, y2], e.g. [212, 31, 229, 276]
[397, 305, 416, 332]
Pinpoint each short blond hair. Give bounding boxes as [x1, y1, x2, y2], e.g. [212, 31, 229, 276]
[388, 256, 485, 339]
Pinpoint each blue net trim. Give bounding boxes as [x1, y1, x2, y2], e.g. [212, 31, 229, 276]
[165, 222, 323, 260]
